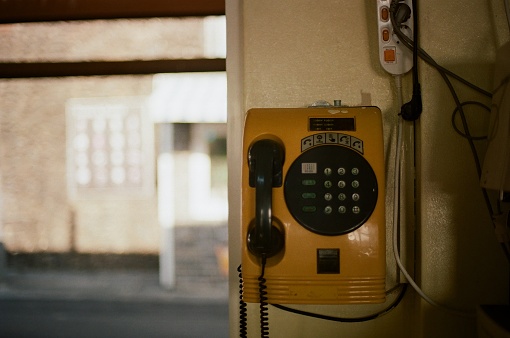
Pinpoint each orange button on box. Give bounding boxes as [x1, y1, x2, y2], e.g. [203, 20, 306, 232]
[382, 28, 390, 42]
[384, 48, 396, 62]
[381, 7, 389, 21]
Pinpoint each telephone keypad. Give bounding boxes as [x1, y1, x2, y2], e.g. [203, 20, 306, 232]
[285, 145, 378, 235]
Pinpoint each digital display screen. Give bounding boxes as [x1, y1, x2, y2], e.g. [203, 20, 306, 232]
[309, 118, 355, 131]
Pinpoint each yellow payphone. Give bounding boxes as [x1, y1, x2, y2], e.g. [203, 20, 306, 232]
[241, 107, 386, 305]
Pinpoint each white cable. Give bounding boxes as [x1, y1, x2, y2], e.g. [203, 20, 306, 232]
[392, 75, 475, 318]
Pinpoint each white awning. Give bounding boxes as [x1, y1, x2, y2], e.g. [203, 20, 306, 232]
[149, 72, 227, 123]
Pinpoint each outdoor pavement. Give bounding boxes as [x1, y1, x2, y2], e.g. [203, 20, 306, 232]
[0, 270, 229, 338]
[0, 270, 228, 302]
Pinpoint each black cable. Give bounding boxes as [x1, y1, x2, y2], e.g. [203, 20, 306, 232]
[438, 63, 496, 218]
[389, 0, 510, 298]
[439, 66, 510, 263]
[272, 283, 408, 323]
[393, 8, 510, 262]
[439, 60, 510, 265]
[391, 0, 422, 121]
[237, 265, 248, 338]
[389, 1, 492, 98]
[237, 259, 271, 338]
[451, 101, 491, 141]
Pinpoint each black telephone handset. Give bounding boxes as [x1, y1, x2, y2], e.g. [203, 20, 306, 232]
[247, 139, 285, 258]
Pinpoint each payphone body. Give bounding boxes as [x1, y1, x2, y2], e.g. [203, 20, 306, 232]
[241, 107, 386, 304]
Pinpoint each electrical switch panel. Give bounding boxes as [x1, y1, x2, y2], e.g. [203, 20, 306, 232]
[377, 0, 414, 75]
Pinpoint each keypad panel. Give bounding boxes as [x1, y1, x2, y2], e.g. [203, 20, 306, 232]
[284, 145, 378, 235]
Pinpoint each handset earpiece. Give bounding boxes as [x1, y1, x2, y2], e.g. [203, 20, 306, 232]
[247, 139, 285, 258]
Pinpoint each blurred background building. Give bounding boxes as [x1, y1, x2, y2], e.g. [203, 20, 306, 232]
[0, 12, 228, 288]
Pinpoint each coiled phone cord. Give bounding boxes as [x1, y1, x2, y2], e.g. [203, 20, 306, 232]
[238, 256, 270, 338]
[237, 265, 248, 338]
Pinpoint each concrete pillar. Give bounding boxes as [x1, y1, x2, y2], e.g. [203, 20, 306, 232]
[158, 123, 176, 289]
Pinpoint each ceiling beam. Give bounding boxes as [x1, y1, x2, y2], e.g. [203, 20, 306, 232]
[0, 0, 225, 24]
[0, 59, 226, 78]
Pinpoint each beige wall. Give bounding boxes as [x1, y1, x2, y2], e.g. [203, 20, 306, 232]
[227, 1, 509, 337]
